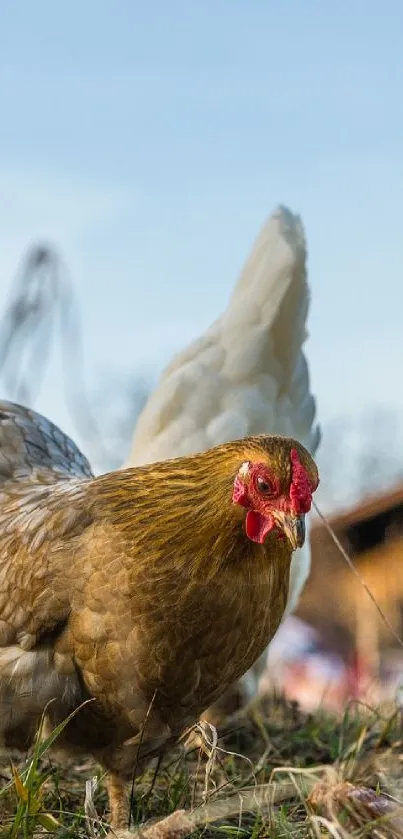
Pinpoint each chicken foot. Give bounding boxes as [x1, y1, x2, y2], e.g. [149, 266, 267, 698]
[106, 773, 131, 830]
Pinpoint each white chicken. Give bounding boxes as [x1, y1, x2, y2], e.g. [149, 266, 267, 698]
[126, 205, 320, 698]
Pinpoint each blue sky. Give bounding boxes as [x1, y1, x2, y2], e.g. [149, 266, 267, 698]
[1, 0, 403, 478]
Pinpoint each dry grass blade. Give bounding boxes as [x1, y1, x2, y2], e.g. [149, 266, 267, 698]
[192, 721, 218, 801]
[84, 776, 100, 837]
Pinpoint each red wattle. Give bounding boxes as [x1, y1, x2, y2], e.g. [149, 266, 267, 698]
[245, 510, 274, 544]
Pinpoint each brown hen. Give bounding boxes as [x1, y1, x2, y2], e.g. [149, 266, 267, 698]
[0, 400, 318, 829]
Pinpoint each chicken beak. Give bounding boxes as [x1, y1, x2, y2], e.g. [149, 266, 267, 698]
[275, 512, 306, 550]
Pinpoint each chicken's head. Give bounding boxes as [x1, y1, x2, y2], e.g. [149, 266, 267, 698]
[232, 441, 319, 549]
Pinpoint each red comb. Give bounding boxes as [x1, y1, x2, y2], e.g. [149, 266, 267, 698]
[289, 449, 316, 514]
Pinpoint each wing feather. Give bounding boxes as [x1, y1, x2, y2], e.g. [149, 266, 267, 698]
[0, 401, 93, 744]
[0, 399, 93, 483]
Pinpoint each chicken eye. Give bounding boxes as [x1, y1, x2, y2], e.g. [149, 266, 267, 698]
[256, 476, 274, 495]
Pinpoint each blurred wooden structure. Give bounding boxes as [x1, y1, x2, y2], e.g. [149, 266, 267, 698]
[297, 484, 403, 674]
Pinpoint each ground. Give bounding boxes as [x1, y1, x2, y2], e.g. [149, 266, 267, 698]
[1, 695, 402, 838]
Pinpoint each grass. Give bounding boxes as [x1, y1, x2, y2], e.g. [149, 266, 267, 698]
[1, 695, 402, 838]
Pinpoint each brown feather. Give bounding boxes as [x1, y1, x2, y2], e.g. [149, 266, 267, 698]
[0, 402, 318, 825]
